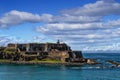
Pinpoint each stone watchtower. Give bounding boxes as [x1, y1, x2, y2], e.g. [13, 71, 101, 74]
[57, 39, 60, 44]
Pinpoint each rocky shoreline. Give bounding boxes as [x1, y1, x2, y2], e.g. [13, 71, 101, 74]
[0, 58, 100, 66]
[1, 59, 120, 68]
[0, 61, 84, 65]
[0, 60, 100, 66]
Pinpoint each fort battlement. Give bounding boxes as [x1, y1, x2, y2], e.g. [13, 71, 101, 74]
[0, 40, 83, 62]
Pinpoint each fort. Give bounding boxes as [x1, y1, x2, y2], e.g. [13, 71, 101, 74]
[0, 40, 119, 66]
[0, 40, 88, 64]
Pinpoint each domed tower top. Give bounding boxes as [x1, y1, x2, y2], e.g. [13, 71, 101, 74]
[57, 39, 60, 44]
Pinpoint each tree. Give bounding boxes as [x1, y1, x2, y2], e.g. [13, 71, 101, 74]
[0, 47, 6, 59]
[3, 47, 20, 60]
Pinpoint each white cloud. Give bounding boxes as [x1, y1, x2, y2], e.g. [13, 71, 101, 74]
[0, 10, 53, 28]
[1, 0, 120, 52]
[40, 14, 53, 22]
[36, 23, 105, 35]
[52, 15, 101, 23]
[82, 43, 120, 52]
[61, 0, 120, 16]
[0, 35, 23, 46]
[36, 0, 120, 51]
[107, 19, 120, 26]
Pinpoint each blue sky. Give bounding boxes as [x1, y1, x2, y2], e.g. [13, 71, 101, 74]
[1, 0, 120, 52]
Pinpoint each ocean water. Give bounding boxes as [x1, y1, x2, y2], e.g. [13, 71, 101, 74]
[0, 53, 120, 80]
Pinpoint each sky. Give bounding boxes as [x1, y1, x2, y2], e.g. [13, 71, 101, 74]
[1, 0, 120, 52]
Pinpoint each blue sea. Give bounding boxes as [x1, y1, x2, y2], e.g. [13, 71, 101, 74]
[0, 53, 120, 80]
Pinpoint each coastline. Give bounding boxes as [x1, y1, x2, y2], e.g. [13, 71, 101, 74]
[0, 60, 86, 66]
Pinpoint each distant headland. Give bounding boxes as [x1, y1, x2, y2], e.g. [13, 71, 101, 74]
[0, 40, 98, 65]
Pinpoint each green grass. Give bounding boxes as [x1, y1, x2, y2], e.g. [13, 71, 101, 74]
[29, 59, 62, 63]
[0, 59, 63, 64]
[0, 59, 11, 63]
